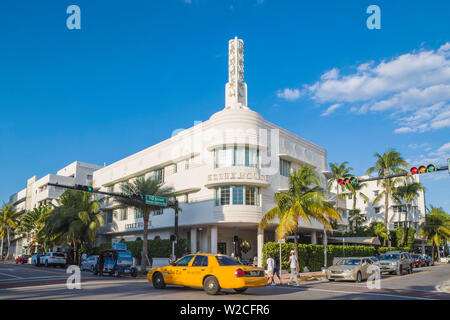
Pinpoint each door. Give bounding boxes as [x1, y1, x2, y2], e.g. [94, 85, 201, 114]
[169, 255, 194, 285]
[186, 255, 210, 287]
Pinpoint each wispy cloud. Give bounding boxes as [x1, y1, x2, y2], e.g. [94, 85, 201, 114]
[321, 103, 342, 116]
[280, 42, 450, 133]
[276, 88, 302, 101]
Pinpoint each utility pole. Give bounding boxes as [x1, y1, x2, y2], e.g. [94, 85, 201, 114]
[174, 199, 179, 259]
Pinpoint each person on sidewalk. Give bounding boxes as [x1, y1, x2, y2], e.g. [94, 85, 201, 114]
[287, 250, 299, 286]
[266, 254, 275, 286]
[274, 256, 281, 284]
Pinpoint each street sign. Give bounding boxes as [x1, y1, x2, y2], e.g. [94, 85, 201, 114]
[145, 195, 168, 206]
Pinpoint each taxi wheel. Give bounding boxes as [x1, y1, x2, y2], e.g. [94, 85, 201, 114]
[152, 273, 166, 289]
[203, 276, 220, 295]
[233, 288, 247, 294]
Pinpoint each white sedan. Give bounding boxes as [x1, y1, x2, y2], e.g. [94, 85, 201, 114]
[440, 256, 450, 263]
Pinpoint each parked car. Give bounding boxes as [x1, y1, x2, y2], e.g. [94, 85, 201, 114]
[15, 254, 29, 264]
[420, 254, 434, 266]
[326, 257, 379, 283]
[369, 256, 380, 267]
[41, 252, 67, 268]
[378, 251, 413, 275]
[148, 253, 267, 295]
[81, 255, 98, 272]
[440, 256, 450, 263]
[411, 254, 426, 268]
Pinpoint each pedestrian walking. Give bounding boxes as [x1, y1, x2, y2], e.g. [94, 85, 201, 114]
[274, 256, 281, 284]
[266, 254, 275, 286]
[287, 250, 299, 286]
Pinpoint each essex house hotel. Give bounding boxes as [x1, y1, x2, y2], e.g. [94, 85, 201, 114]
[93, 38, 331, 266]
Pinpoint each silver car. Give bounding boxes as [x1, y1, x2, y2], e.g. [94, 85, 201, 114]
[326, 257, 379, 282]
[81, 255, 98, 272]
[378, 251, 413, 275]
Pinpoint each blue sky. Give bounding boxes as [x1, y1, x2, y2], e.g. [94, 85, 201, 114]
[0, 0, 449, 212]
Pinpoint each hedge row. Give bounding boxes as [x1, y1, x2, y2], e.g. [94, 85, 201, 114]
[91, 238, 190, 262]
[262, 242, 410, 272]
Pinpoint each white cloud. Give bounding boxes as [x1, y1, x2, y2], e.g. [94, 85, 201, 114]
[437, 142, 450, 153]
[286, 42, 450, 133]
[276, 88, 301, 101]
[321, 103, 342, 116]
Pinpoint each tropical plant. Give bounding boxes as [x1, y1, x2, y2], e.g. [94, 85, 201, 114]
[259, 165, 341, 277]
[0, 202, 21, 260]
[392, 181, 425, 246]
[366, 149, 408, 245]
[42, 189, 104, 263]
[348, 209, 366, 232]
[419, 206, 450, 261]
[372, 222, 390, 244]
[328, 161, 353, 212]
[115, 176, 175, 271]
[18, 205, 52, 250]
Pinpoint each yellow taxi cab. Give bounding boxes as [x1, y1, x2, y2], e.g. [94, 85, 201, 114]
[147, 253, 267, 295]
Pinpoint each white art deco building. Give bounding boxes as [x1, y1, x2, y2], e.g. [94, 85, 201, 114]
[94, 38, 331, 266]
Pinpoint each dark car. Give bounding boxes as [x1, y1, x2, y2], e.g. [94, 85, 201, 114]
[15, 254, 29, 264]
[411, 254, 426, 268]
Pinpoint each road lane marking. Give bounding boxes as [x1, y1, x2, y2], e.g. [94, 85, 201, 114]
[0, 272, 23, 279]
[303, 287, 436, 300]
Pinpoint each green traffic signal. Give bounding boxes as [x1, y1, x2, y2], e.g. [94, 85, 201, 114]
[426, 164, 436, 173]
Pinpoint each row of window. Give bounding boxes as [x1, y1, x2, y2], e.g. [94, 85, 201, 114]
[214, 185, 261, 206]
[214, 145, 259, 168]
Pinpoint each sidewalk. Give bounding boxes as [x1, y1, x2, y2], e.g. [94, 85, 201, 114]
[272, 270, 325, 285]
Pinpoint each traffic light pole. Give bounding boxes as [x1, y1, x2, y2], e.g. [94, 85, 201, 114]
[174, 199, 179, 260]
[47, 182, 133, 200]
[354, 165, 449, 184]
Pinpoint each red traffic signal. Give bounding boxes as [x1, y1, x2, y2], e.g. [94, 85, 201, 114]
[338, 179, 344, 185]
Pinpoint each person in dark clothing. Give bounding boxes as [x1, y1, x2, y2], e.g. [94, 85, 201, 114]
[274, 256, 281, 284]
[96, 252, 105, 275]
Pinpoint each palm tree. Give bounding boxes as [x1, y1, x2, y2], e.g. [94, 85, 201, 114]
[0, 202, 21, 260]
[348, 209, 366, 232]
[18, 205, 52, 250]
[115, 176, 175, 271]
[328, 162, 353, 213]
[259, 165, 341, 275]
[392, 181, 425, 246]
[366, 149, 408, 245]
[43, 189, 104, 264]
[372, 222, 390, 244]
[420, 206, 450, 262]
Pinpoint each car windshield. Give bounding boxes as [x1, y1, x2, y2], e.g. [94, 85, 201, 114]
[336, 259, 361, 266]
[215, 256, 243, 266]
[379, 254, 399, 260]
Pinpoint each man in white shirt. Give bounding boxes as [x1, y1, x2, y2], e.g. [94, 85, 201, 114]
[287, 250, 299, 286]
[266, 255, 275, 286]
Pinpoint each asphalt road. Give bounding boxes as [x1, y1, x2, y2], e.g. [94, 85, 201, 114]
[0, 262, 449, 300]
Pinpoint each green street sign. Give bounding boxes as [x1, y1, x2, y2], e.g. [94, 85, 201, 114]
[145, 195, 168, 207]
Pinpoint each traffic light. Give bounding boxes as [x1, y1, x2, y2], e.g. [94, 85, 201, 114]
[339, 177, 358, 185]
[170, 234, 176, 242]
[129, 193, 144, 201]
[410, 164, 436, 175]
[74, 184, 93, 192]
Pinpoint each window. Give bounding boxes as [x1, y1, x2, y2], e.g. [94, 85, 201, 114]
[374, 190, 379, 197]
[216, 255, 242, 266]
[120, 208, 127, 221]
[153, 208, 163, 216]
[106, 211, 113, 223]
[232, 186, 244, 205]
[192, 255, 209, 267]
[220, 187, 230, 205]
[175, 255, 194, 266]
[374, 207, 380, 214]
[348, 194, 353, 200]
[135, 208, 143, 219]
[245, 186, 257, 205]
[280, 159, 291, 177]
[215, 186, 260, 206]
[152, 168, 164, 183]
[215, 145, 259, 168]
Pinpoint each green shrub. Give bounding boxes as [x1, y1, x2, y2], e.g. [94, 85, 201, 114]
[263, 242, 377, 272]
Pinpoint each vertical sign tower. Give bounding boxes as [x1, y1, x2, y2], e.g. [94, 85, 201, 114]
[225, 37, 248, 110]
